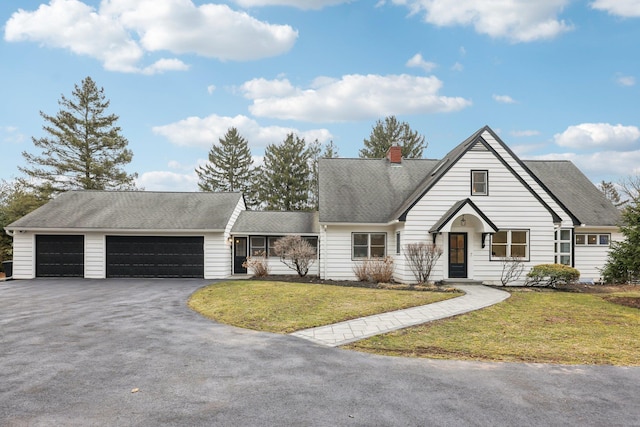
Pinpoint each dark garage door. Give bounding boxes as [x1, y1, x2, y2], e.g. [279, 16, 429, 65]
[106, 236, 204, 278]
[36, 235, 84, 277]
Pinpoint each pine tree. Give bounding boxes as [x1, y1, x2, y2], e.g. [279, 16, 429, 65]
[256, 133, 312, 211]
[195, 127, 254, 197]
[20, 77, 137, 192]
[603, 198, 640, 283]
[322, 140, 339, 158]
[359, 116, 426, 159]
[599, 181, 623, 207]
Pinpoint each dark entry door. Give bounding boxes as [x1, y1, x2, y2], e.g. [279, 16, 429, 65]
[106, 236, 204, 278]
[449, 233, 467, 279]
[234, 237, 247, 274]
[36, 235, 84, 277]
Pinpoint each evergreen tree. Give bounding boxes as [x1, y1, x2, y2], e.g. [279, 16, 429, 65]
[0, 180, 48, 268]
[599, 181, 623, 207]
[603, 198, 640, 283]
[256, 133, 312, 211]
[195, 127, 254, 196]
[20, 76, 137, 192]
[359, 115, 426, 159]
[322, 140, 339, 158]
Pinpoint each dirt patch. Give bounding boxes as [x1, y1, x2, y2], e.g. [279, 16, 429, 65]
[603, 296, 640, 309]
[559, 283, 639, 294]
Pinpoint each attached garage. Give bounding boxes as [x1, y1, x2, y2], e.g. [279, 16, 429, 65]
[106, 236, 204, 278]
[36, 235, 84, 277]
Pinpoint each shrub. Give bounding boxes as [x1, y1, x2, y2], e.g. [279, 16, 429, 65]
[404, 242, 443, 284]
[525, 263, 580, 288]
[352, 257, 395, 283]
[272, 235, 316, 277]
[500, 256, 525, 286]
[242, 251, 270, 278]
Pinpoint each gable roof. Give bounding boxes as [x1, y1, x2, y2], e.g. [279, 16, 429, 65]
[428, 198, 499, 233]
[524, 161, 620, 226]
[318, 126, 619, 227]
[232, 211, 319, 234]
[6, 191, 244, 231]
[318, 158, 438, 223]
[392, 126, 564, 224]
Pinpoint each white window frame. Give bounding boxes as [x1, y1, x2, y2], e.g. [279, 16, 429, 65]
[575, 233, 610, 246]
[555, 228, 572, 266]
[471, 170, 488, 196]
[490, 230, 529, 261]
[352, 233, 387, 259]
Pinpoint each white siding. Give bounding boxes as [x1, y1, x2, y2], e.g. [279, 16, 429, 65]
[245, 256, 320, 277]
[11, 232, 34, 279]
[403, 146, 557, 284]
[322, 225, 393, 281]
[204, 233, 229, 279]
[85, 233, 105, 279]
[574, 229, 623, 282]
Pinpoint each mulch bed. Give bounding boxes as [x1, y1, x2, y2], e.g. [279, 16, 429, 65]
[557, 283, 640, 309]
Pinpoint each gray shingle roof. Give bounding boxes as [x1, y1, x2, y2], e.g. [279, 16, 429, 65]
[319, 126, 620, 227]
[318, 158, 438, 223]
[524, 161, 620, 226]
[6, 191, 243, 231]
[231, 211, 319, 234]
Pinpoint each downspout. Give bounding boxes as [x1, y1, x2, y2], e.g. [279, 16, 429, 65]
[323, 224, 327, 280]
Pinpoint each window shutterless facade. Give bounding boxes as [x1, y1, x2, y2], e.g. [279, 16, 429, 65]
[249, 235, 319, 258]
[471, 170, 488, 196]
[575, 233, 610, 246]
[555, 228, 572, 266]
[352, 233, 386, 259]
[490, 230, 529, 261]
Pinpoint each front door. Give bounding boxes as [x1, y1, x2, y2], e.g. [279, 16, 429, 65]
[233, 237, 248, 274]
[449, 233, 467, 279]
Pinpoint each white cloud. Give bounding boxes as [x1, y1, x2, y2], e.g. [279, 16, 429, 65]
[451, 62, 464, 71]
[4, 0, 297, 73]
[1, 126, 26, 144]
[530, 150, 640, 178]
[136, 170, 199, 191]
[493, 94, 517, 104]
[234, 0, 350, 9]
[207, 85, 216, 95]
[389, 0, 573, 42]
[406, 53, 437, 72]
[242, 74, 472, 122]
[591, 0, 640, 18]
[510, 130, 540, 137]
[616, 74, 636, 86]
[554, 123, 640, 150]
[152, 114, 333, 148]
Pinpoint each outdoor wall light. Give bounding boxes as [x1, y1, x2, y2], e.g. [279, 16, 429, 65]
[460, 215, 466, 226]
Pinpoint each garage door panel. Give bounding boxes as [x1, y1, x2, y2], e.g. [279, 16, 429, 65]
[106, 236, 204, 278]
[36, 235, 84, 277]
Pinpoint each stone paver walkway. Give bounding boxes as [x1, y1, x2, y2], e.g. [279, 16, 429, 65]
[290, 285, 510, 347]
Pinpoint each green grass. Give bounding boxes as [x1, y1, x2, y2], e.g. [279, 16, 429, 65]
[188, 280, 459, 333]
[345, 290, 640, 366]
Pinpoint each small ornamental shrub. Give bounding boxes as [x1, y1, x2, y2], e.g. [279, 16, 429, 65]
[500, 256, 525, 286]
[242, 251, 270, 278]
[352, 257, 395, 283]
[525, 263, 580, 288]
[404, 242, 443, 284]
[272, 235, 316, 277]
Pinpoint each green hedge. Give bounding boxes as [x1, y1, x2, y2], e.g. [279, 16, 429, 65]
[525, 264, 580, 288]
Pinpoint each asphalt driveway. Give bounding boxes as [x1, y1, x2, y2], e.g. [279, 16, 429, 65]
[1, 279, 638, 426]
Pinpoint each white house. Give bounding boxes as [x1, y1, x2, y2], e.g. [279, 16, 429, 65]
[5, 126, 621, 283]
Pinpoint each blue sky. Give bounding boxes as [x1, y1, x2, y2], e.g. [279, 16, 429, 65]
[1, 0, 639, 191]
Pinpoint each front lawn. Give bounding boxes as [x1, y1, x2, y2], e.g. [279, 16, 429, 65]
[188, 280, 459, 333]
[345, 289, 640, 366]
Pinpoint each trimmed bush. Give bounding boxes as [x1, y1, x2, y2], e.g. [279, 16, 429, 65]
[525, 263, 580, 288]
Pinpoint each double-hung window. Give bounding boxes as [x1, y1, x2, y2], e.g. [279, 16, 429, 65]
[352, 233, 386, 259]
[250, 236, 266, 256]
[471, 170, 488, 196]
[491, 230, 529, 260]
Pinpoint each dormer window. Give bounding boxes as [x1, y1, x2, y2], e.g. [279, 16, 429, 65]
[471, 170, 488, 196]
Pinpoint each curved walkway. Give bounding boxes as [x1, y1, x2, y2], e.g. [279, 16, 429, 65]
[290, 284, 510, 347]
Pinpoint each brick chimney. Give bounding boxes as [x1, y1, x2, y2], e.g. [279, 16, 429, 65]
[387, 145, 402, 164]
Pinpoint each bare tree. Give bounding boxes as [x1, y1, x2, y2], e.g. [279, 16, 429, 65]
[273, 235, 316, 277]
[404, 242, 443, 284]
[500, 256, 525, 286]
[620, 175, 640, 202]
